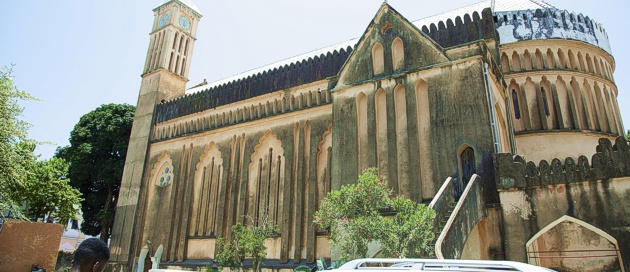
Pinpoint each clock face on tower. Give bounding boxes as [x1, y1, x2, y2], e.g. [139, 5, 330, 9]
[179, 16, 191, 30]
[158, 14, 169, 28]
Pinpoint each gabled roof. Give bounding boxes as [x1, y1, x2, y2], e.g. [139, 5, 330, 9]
[187, 0, 553, 95]
[334, 3, 450, 89]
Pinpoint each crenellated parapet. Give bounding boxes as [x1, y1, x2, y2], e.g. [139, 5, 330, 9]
[418, 8, 497, 49]
[154, 46, 353, 123]
[494, 136, 630, 190]
[494, 8, 612, 55]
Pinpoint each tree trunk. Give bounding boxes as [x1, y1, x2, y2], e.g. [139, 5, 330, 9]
[100, 184, 113, 244]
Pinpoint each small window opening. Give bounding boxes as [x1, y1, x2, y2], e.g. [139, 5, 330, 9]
[512, 89, 521, 119]
[541, 87, 550, 116]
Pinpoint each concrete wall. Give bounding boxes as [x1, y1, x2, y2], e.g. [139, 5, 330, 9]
[0, 221, 64, 271]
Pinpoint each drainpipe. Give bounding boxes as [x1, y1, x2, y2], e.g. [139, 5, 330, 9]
[484, 62, 500, 153]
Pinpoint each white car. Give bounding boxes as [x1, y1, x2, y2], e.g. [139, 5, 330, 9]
[334, 258, 557, 272]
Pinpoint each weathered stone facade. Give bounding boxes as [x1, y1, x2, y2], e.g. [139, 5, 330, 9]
[108, 0, 628, 271]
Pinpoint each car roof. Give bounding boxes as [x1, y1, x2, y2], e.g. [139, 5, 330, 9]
[335, 258, 556, 272]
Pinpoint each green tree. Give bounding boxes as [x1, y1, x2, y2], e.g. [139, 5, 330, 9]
[313, 168, 436, 260]
[0, 66, 36, 220]
[626, 130, 629, 141]
[17, 156, 82, 224]
[63, 103, 135, 243]
[215, 222, 278, 272]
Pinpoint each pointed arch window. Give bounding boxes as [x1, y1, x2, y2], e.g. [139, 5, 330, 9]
[541, 87, 550, 116]
[247, 131, 285, 227]
[460, 147, 476, 185]
[392, 37, 404, 71]
[372, 42, 384, 76]
[512, 89, 521, 119]
[151, 152, 175, 187]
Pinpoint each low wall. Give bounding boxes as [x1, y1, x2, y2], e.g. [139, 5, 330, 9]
[0, 220, 64, 271]
[494, 137, 630, 271]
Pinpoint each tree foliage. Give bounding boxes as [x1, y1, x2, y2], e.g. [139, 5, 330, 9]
[627, 130, 629, 141]
[215, 222, 278, 272]
[0, 66, 36, 220]
[63, 103, 135, 242]
[17, 156, 82, 224]
[313, 168, 436, 260]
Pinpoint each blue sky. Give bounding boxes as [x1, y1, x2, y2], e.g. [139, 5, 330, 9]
[1, 0, 628, 159]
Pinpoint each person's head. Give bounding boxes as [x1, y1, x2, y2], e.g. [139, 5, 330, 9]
[71, 238, 110, 272]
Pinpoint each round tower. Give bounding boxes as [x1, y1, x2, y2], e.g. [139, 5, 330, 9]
[494, 7, 622, 162]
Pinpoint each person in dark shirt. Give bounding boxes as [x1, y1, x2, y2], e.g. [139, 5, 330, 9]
[71, 238, 110, 272]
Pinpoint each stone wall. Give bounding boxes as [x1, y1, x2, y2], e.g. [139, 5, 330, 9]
[132, 106, 334, 266]
[494, 137, 630, 270]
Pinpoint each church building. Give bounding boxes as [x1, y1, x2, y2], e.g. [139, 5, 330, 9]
[108, 0, 630, 271]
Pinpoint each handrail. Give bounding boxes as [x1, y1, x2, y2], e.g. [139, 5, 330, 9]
[429, 177, 453, 209]
[435, 174, 484, 259]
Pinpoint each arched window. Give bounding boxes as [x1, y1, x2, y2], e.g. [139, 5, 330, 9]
[511, 51, 521, 72]
[168, 52, 174, 71]
[586, 54, 594, 73]
[190, 143, 223, 237]
[535, 49, 544, 70]
[174, 56, 180, 74]
[460, 147, 476, 185]
[372, 42, 384, 76]
[557, 49, 566, 69]
[317, 125, 333, 209]
[394, 84, 409, 194]
[512, 89, 521, 119]
[356, 92, 368, 171]
[173, 32, 179, 49]
[541, 87, 550, 116]
[392, 37, 405, 71]
[568, 50, 577, 70]
[178, 35, 185, 53]
[247, 131, 285, 227]
[523, 50, 533, 70]
[501, 53, 510, 73]
[375, 88, 389, 178]
[180, 58, 186, 76]
[416, 80, 433, 199]
[546, 49, 555, 69]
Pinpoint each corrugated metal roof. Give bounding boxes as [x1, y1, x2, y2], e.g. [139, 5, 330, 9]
[187, 38, 357, 94]
[187, 0, 555, 94]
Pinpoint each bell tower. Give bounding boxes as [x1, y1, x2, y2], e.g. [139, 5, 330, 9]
[109, 1, 202, 270]
[144, 0, 201, 80]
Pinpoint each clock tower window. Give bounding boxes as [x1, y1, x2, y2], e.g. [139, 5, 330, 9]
[173, 32, 179, 49]
[178, 36, 185, 53]
[180, 58, 186, 76]
[174, 55, 180, 74]
[168, 53, 174, 71]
